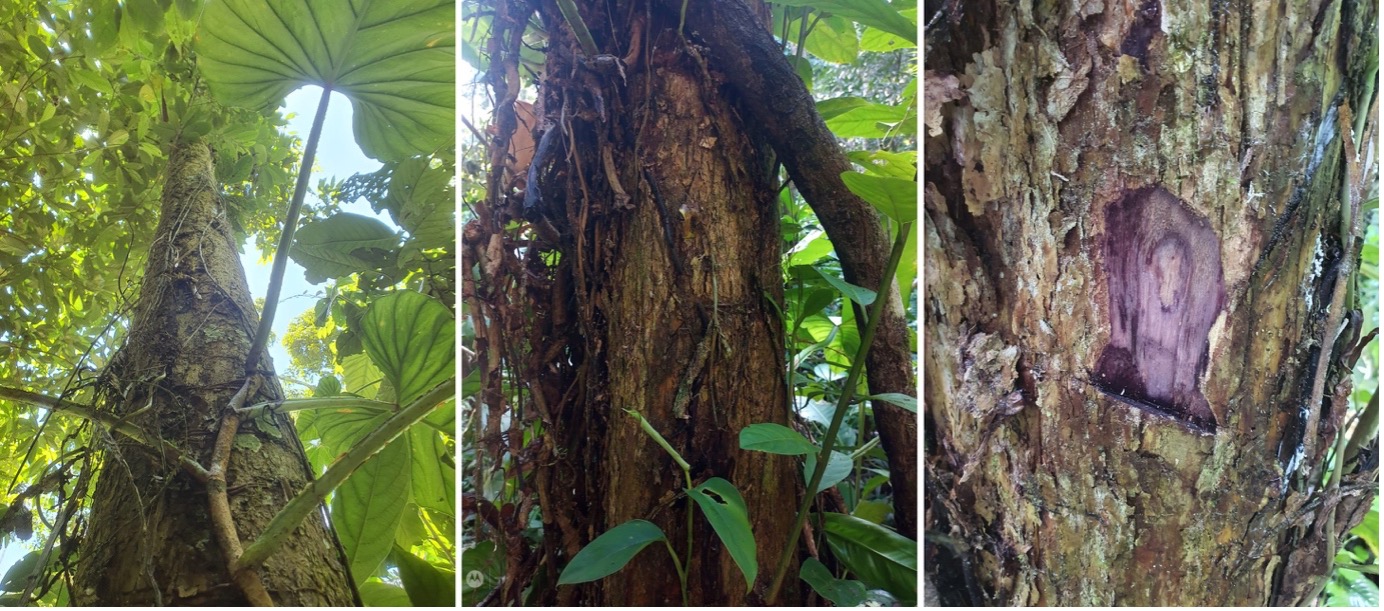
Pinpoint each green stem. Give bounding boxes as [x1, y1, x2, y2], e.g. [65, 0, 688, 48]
[661, 537, 689, 606]
[237, 396, 395, 418]
[235, 378, 453, 570]
[1334, 562, 1379, 574]
[555, 0, 600, 57]
[765, 221, 913, 604]
[244, 85, 331, 375]
[683, 468, 693, 606]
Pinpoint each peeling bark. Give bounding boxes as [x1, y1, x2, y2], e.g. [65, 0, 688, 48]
[925, 0, 1377, 605]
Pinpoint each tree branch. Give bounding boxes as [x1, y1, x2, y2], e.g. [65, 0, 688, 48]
[0, 385, 208, 482]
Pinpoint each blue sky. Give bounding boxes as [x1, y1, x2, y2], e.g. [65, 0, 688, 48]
[241, 86, 395, 392]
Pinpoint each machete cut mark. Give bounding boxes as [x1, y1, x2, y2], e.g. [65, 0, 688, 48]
[1094, 186, 1224, 433]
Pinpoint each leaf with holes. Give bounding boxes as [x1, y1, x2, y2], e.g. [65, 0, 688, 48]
[689, 477, 758, 592]
[197, 0, 454, 160]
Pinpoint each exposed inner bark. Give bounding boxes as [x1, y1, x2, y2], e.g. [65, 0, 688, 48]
[76, 141, 355, 605]
[1094, 186, 1223, 432]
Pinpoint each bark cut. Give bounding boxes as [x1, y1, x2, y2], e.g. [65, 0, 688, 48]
[925, 0, 1377, 605]
[75, 141, 356, 605]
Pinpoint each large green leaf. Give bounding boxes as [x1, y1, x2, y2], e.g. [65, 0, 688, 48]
[799, 557, 867, 607]
[332, 436, 411, 583]
[803, 15, 859, 64]
[359, 290, 454, 405]
[289, 213, 400, 283]
[813, 266, 877, 306]
[840, 171, 916, 223]
[820, 512, 916, 605]
[740, 423, 818, 455]
[360, 580, 411, 607]
[393, 545, 457, 606]
[197, 0, 454, 161]
[689, 477, 758, 591]
[383, 157, 454, 251]
[557, 520, 667, 585]
[770, 0, 916, 44]
[823, 101, 909, 138]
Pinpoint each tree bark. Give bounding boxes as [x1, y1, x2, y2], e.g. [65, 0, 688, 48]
[925, 0, 1377, 605]
[75, 141, 356, 605]
[669, 0, 919, 539]
[486, 0, 805, 604]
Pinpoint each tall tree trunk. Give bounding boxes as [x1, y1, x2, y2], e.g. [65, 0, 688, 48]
[925, 0, 1377, 606]
[493, 0, 804, 605]
[75, 141, 356, 605]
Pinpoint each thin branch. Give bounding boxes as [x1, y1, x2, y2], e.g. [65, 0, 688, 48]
[237, 396, 395, 419]
[0, 385, 208, 482]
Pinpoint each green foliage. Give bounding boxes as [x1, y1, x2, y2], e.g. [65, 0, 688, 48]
[739, 423, 818, 455]
[556, 520, 669, 585]
[688, 478, 759, 591]
[799, 557, 867, 606]
[820, 512, 917, 605]
[198, 0, 455, 161]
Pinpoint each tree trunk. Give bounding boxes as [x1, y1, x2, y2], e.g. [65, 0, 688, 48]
[924, 0, 1377, 606]
[75, 141, 357, 605]
[487, 0, 804, 605]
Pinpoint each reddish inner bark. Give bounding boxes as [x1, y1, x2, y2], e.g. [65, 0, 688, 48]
[1095, 186, 1224, 432]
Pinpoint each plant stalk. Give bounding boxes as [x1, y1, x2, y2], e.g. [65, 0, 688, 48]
[765, 221, 913, 604]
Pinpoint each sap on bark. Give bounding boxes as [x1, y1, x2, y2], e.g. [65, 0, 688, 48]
[1094, 186, 1224, 433]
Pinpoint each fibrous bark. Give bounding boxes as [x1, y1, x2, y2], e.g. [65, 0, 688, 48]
[925, 0, 1377, 605]
[76, 141, 355, 605]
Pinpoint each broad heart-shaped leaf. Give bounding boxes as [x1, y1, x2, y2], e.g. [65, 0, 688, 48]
[740, 423, 817, 455]
[689, 477, 758, 592]
[820, 512, 917, 605]
[557, 520, 667, 585]
[800, 557, 867, 607]
[331, 436, 411, 584]
[197, 0, 453, 161]
[840, 171, 917, 223]
[360, 290, 454, 405]
[290, 213, 400, 283]
[392, 545, 457, 606]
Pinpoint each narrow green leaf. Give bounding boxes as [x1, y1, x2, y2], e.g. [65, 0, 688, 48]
[813, 267, 876, 306]
[820, 512, 917, 605]
[863, 392, 917, 413]
[816, 96, 870, 121]
[740, 423, 818, 455]
[557, 520, 667, 585]
[800, 557, 867, 607]
[689, 478, 758, 592]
